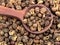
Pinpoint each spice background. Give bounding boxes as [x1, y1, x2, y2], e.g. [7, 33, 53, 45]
[0, 0, 60, 45]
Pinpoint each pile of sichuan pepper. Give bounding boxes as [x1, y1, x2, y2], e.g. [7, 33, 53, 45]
[0, 0, 60, 45]
[0, 15, 54, 45]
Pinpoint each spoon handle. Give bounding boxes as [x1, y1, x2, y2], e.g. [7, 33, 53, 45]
[0, 6, 26, 20]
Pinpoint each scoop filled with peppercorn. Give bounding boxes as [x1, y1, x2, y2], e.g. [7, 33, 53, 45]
[23, 4, 53, 34]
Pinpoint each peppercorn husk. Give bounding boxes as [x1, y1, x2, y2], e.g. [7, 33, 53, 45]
[12, 18, 17, 23]
[12, 35, 17, 41]
[23, 19, 28, 24]
[0, 23, 4, 29]
[0, 36, 4, 42]
[37, 22, 42, 31]
[33, 39, 40, 44]
[38, 13, 42, 17]
[40, 7, 47, 13]
[56, 36, 60, 41]
[57, 23, 60, 28]
[22, 36, 28, 43]
[28, 22, 32, 26]
[30, 16, 35, 20]
[4, 33, 8, 37]
[0, 41, 7, 45]
[33, 23, 37, 28]
[5, 38, 9, 42]
[51, 7, 58, 11]
[9, 30, 15, 35]
[43, 36, 50, 40]
[47, 42, 52, 45]
[56, 11, 60, 16]
[25, 12, 31, 18]
[29, 0, 35, 5]
[29, 34, 36, 38]
[12, 23, 17, 29]
[29, 8, 35, 15]
[15, 42, 23, 45]
[16, 5, 22, 10]
[2, 16, 7, 21]
[27, 38, 33, 45]
[17, 26, 21, 30]
[35, 7, 40, 13]
[2, 28, 9, 33]
[37, 0, 43, 4]
[0, 30, 4, 36]
[30, 26, 36, 31]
